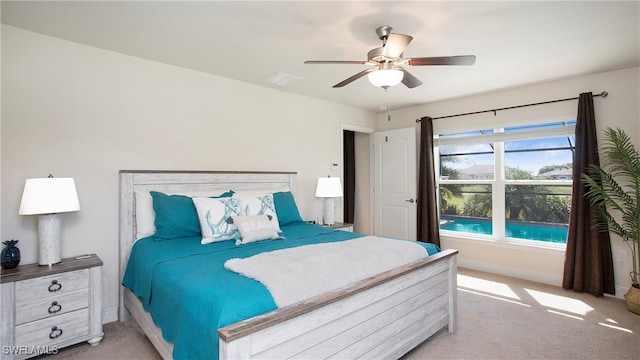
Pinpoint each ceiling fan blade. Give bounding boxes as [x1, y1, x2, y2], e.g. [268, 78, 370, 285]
[381, 33, 413, 58]
[304, 60, 367, 65]
[333, 68, 376, 88]
[406, 55, 476, 66]
[399, 68, 423, 88]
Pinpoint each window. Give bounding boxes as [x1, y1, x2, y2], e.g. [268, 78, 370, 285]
[436, 121, 574, 246]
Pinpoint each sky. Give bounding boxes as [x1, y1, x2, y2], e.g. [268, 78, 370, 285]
[442, 136, 574, 175]
[440, 121, 576, 175]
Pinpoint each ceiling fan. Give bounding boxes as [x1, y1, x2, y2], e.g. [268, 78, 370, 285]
[305, 25, 476, 89]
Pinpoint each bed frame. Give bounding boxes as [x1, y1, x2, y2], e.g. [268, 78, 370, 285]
[119, 170, 458, 359]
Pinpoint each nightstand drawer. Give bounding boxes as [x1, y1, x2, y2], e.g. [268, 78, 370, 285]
[15, 269, 89, 301]
[15, 289, 89, 325]
[15, 308, 89, 349]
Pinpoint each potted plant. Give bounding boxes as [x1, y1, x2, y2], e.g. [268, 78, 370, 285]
[582, 127, 640, 314]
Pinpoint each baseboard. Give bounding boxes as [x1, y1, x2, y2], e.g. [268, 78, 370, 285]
[102, 306, 119, 324]
[610, 286, 628, 300]
[458, 258, 626, 300]
[458, 258, 563, 287]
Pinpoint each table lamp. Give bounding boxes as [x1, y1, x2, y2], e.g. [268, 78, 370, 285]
[19, 176, 80, 265]
[315, 176, 343, 226]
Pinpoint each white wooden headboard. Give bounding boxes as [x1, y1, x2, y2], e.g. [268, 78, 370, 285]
[118, 170, 297, 320]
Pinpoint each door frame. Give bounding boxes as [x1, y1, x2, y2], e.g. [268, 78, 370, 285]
[341, 123, 375, 235]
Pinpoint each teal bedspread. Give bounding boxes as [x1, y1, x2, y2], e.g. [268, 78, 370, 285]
[122, 222, 440, 359]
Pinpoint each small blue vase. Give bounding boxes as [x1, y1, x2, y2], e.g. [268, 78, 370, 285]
[1, 239, 21, 269]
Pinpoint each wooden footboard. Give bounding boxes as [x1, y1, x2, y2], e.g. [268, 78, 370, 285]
[123, 249, 457, 360]
[218, 249, 457, 359]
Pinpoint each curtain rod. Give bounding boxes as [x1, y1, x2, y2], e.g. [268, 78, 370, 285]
[416, 91, 608, 123]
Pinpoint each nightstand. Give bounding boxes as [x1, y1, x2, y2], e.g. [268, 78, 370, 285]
[320, 222, 354, 232]
[0, 254, 103, 360]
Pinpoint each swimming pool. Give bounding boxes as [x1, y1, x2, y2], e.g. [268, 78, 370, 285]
[440, 216, 568, 244]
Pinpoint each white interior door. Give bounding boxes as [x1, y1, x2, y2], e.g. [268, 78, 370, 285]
[373, 127, 417, 240]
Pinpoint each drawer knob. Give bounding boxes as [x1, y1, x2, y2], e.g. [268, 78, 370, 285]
[48, 280, 62, 292]
[48, 301, 62, 314]
[49, 326, 63, 339]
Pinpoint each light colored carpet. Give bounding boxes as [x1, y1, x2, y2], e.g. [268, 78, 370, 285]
[43, 268, 639, 360]
[402, 269, 639, 360]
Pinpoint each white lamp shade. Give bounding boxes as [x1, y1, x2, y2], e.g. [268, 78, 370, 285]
[368, 69, 404, 88]
[315, 177, 343, 198]
[19, 178, 81, 215]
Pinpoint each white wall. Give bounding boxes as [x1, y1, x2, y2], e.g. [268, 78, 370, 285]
[1, 25, 376, 322]
[376, 67, 640, 297]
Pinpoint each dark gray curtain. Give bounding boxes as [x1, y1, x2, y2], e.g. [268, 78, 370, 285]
[417, 117, 441, 247]
[343, 130, 355, 224]
[562, 92, 615, 296]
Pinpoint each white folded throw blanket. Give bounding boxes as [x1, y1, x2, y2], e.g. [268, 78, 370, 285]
[224, 236, 428, 308]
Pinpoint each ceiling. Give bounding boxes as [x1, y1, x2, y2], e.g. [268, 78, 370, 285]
[2, 1, 639, 112]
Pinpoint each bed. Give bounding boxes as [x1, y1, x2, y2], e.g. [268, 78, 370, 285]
[119, 170, 458, 359]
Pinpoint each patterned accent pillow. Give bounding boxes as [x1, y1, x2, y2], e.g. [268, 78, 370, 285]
[235, 193, 282, 233]
[231, 215, 284, 245]
[192, 197, 241, 244]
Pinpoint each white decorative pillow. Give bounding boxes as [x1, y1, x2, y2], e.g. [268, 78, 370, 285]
[232, 215, 284, 245]
[192, 197, 241, 244]
[235, 193, 282, 233]
[135, 191, 156, 240]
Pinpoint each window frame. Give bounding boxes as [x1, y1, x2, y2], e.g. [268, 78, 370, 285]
[435, 122, 575, 249]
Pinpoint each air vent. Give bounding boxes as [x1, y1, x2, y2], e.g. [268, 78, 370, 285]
[262, 72, 303, 86]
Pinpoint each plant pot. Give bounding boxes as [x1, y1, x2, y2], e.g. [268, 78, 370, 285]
[624, 285, 640, 315]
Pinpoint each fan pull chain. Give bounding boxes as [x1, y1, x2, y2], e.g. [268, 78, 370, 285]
[385, 105, 391, 140]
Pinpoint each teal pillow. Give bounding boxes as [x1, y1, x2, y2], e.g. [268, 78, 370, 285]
[273, 191, 304, 226]
[151, 190, 233, 241]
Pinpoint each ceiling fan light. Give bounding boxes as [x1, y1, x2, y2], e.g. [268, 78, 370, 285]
[368, 69, 404, 89]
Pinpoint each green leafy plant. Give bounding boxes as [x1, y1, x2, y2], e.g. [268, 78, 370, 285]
[582, 127, 640, 288]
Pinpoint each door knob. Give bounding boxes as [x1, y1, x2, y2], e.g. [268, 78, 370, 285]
[405, 198, 415, 203]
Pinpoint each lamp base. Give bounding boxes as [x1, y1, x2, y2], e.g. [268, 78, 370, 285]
[38, 214, 62, 266]
[323, 198, 335, 226]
